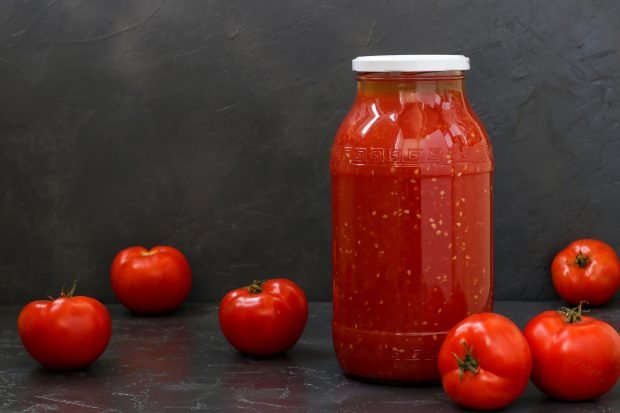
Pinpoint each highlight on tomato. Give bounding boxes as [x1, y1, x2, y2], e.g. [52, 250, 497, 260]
[551, 239, 620, 306]
[219, 279, 308, 356]
[111, 245, 192, 314]
[17, 282, 112, 370]
[438, 313, 532, 411]
[524, 302, 620, 401]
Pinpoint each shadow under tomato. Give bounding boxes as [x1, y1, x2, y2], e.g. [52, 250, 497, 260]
[120, 303, 209, 318]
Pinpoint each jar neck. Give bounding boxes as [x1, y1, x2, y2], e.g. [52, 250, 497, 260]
[356, 71, 466, 99]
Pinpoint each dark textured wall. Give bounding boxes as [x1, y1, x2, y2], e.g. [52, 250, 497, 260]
[0, 0, 618, 304]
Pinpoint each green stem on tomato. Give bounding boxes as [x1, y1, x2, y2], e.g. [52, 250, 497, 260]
[574, 251, 589, 268]
[248, 280, 266, 294]
[452, 341, 480, 381]
[559, 301, 589, 323]
[58, 280, 78, 298]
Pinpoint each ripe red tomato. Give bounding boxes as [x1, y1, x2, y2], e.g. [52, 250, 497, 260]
[219, 279, 308, 356]
[551, 239, 620, 306]
[111, 246, 192, 314]
[18, 285, 112, 370]
[438, 313, 532, 410]
[524, 304, 620, 401]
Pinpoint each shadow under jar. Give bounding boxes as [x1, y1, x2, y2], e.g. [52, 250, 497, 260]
[330, 55, 494, 383]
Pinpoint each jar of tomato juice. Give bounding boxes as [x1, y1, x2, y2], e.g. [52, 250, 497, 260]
[330, 55, 493, 383]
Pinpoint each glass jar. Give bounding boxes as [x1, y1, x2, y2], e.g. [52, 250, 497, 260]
[330, 55, 494, 383]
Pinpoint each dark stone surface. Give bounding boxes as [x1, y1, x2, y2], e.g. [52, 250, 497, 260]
[1, 1, 620, 303]
[0, 301, 618, 412]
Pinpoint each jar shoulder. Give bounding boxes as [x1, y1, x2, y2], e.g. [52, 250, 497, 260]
[334, 96, 491, 146]
[331, 95, 493, 170]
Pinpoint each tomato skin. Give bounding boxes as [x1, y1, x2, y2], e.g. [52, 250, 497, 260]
[219, 279, 308, 356]
[524, 310, 620, 401]
[438, 313, 532, 410]
[18, 296, 112, 370]
[111, 246, 192, 314]
[551, 239, 620, 306]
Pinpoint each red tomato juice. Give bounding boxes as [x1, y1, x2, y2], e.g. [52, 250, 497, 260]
[330, 70, 493, 382]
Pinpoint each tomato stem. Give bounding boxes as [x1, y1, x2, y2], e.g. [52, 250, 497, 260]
[559, 301, 589, 323]
[59, 280, 78, 298]
[574, 251, 589, 268]
[452, 341, 479, 381]
[248, 280, 265, 294]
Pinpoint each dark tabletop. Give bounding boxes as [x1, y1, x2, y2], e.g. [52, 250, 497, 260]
[0, 301, 617, 412]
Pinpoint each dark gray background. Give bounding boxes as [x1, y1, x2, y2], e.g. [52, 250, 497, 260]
[0, 0, 618, 304]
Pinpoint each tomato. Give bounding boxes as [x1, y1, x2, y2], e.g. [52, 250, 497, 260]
[111, 246, 192, 314]
[219, 279, 308, 356]
[18, 285, 112, 370]
[438, 313, 532, 410]
[524, 303, 620, 401]
[551, 239, 620, 306]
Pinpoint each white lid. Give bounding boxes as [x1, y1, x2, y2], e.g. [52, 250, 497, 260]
[352, 55, 470, 72]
